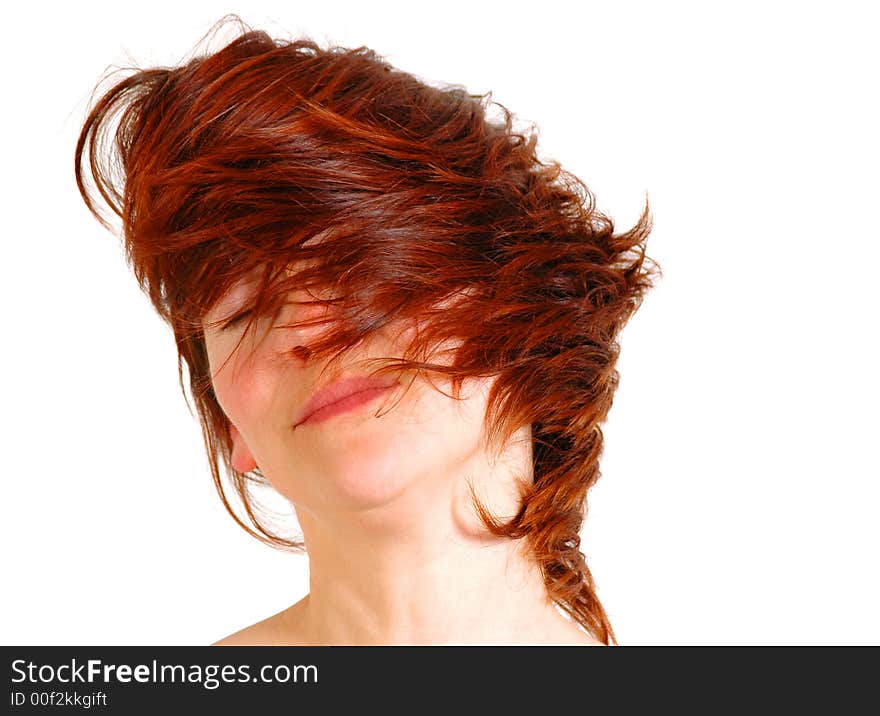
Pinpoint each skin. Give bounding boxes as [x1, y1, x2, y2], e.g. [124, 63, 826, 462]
[204, 275, 603, 646]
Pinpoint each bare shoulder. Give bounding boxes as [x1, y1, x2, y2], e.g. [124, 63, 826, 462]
[211, 617, 284, 646]
[212, 598, 309, 646]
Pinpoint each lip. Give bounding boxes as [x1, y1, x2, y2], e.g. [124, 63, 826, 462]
[293, 375, 399, 428]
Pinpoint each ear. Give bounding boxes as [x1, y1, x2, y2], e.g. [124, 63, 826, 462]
[229, 423, 258, 473]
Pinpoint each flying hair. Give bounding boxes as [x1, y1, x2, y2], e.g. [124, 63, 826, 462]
[74, 15, 661, 645]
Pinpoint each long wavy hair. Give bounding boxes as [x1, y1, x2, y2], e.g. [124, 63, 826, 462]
[74, 16, 660, 644]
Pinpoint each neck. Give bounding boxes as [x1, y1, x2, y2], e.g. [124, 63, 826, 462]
[282, 427, 587, 645]
[297, 516, 566, 645]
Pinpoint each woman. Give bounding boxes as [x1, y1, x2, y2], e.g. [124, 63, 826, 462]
[74, 17, 659, 645]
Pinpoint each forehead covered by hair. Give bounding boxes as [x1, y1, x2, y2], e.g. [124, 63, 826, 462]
[76, 20, 656, 386]
[86, 32, 512, 345]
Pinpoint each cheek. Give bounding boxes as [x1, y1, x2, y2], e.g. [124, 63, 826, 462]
[210, 353, 278, 436]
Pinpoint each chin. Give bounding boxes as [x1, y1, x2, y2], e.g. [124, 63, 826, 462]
[265, 426, 411, 510]
[280, 417, 461, 522]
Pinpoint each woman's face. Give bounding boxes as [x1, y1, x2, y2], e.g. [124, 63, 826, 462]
[202, 274, 502, 522]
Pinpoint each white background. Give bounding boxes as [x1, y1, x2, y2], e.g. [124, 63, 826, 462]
[1, 1, 877, 645]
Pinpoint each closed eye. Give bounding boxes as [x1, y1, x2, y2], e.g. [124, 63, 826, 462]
[221, 309, 253, 331]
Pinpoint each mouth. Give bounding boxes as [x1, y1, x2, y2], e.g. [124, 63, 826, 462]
[294, 376, 399, 428]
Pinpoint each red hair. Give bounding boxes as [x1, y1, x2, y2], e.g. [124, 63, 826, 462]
[74, 17, 660, 644]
